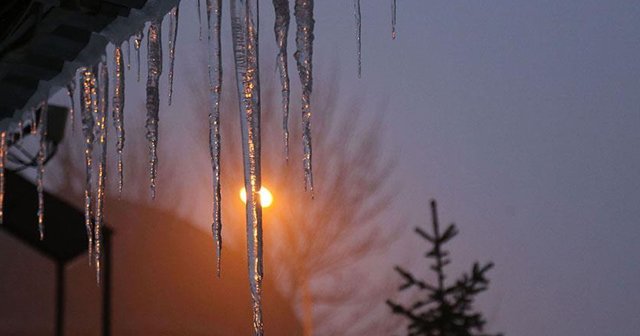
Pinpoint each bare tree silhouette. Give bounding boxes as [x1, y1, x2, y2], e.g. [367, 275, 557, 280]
[179, 45, 406, 333]
[40, 45, 405, 334]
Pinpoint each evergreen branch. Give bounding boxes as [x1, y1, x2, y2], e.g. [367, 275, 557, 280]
[394, 266, 435, 291]
[387, 199, 502, 336]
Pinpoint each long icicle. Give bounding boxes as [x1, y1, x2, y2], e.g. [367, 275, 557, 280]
[294, 0, 315, 193]
[168, 5, 180, 106]
[354, 0, 361, 78]
[229, 0, 264, 334]
[146, 21, 163, 200]
[66, 77, 76, 132]
[113, 45, 126, 197]
[37, 100, 48, 240]
[95, 60, 109, 283]
[0, 132, 6, 225]
[134, 30, 144, 82]
[80, 67, 96, 263]
[206, 0, 223, 277]
[391, 0, 397, 39]
[273, 0, 291, 158]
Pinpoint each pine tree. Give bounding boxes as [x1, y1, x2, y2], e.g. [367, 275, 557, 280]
[387, 200, 502, 336]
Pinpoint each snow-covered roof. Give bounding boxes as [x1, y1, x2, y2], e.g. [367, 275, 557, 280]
[0, 0, 178, 131]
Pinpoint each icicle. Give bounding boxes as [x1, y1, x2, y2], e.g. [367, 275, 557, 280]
[37, 101, 48, 240]
[229, 0, 264, 334]
[66, 77, 76, 132]
[17, 120, 23, 140]
[0, 132, 6, 225]
[206, 0, 223, 277]
[134, 30, 144, 82]
[198, 0, 203, 40]
[126, 39, 132, 70]
[273, 0, 291, 158]
[146, 21, 162, 200]
[354, 0, 361, 78]
[113, 45, 126, 197]
[30, 108, 38, 136]
[168, 5, 180, 106]
[80, 67, 96, 263]
[94, 60, 109, 283]
[391, 0, 397, 40]
[294, 0, 315, 193]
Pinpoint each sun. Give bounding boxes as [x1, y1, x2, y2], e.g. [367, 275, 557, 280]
[239, 186, 273, 208]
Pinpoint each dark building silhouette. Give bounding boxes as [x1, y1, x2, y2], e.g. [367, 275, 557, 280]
[0, 172, 302, 335]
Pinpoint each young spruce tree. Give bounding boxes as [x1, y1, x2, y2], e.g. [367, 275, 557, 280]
[387, 200, 502, 336]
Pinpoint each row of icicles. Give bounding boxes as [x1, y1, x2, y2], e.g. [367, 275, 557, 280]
[0, 0, 398, 334]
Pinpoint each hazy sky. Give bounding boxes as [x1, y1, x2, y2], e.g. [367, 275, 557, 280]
[334, 1, 640, 335]
[311, 1, 640, 335]
[44, 1, 640, 335]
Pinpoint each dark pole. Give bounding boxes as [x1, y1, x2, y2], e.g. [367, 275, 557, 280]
[55, 261, 65, 336]
[102, 230, 112, 336]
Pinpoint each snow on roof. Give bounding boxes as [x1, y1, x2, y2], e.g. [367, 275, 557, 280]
[0, 0, 179, 131]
